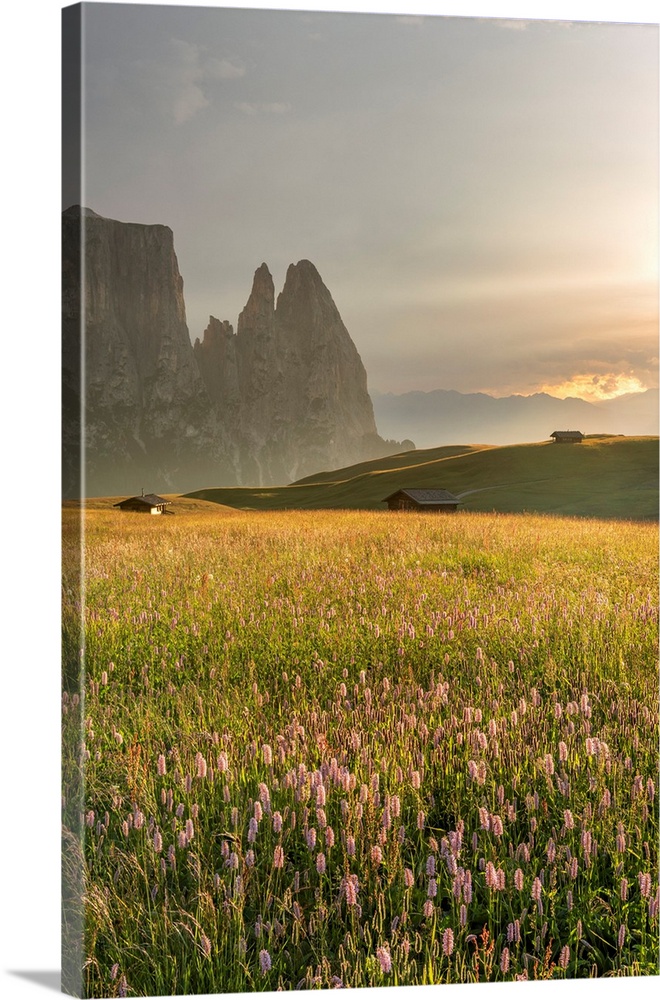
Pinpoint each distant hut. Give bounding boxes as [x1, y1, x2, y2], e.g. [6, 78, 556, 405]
[114, 491, 173, 514]
[550, 430, 584, 443]
[383, 488, 461, 512]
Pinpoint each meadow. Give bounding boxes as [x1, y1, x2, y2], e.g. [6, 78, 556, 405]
[62, 506, 659, 997]
[189, 436, 659, 520]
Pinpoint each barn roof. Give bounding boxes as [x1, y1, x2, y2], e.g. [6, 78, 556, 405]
[550, 430, 584, 436]
[113, 493, 172, 507]
[383, 488, 460, 505]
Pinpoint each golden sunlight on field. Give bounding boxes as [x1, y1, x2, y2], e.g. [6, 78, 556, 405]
[62, 508, 658, 995]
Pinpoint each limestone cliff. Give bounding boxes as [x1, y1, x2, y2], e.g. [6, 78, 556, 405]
[62, 206, 233, 495]
[63, 208, 406, 496]
[235, 260, 382, 483]
[192, 317, 241, 470]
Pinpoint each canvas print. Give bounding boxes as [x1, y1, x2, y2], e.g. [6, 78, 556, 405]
[61, 2, 659, 997]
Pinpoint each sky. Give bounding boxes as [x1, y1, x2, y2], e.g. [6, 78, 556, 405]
[64, 1, 659, 399]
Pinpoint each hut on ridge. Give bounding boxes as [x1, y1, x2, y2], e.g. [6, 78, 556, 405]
[114, 491, 173, 514]
[382, 488, 461, 512]
[550, 430, 584, 443]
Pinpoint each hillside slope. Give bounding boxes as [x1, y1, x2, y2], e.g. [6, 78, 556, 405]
[186, 436, 658, 520]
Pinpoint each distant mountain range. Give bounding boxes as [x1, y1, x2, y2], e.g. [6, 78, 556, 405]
[371, 387, 659, 449]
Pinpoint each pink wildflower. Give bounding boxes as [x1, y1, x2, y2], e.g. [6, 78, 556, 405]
[343, 873, 359, 906]
[638, 872, 652, 898]
[376, 945, 392, 973]
[485, 861, 497, 889]
[371, 844, 383, 864]
[259, 949, 271, 974]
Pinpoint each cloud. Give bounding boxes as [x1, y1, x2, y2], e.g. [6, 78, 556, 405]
[205, 57, 246, 80]
[485, 16, 574, 31]
[167, 39, 245, 124]
[537, 373, 648, 402]
[235, 102, 291, 116]
[167, 39, 207, 124]
[495, 19, 531, 31]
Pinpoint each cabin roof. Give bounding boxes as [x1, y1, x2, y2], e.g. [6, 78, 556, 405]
[550, 430, 584, 436]
[113, 493, 172, 508]
[382, 488, 460, 505]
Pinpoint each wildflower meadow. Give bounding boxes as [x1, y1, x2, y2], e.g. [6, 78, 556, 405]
[62, 508, 658, 996]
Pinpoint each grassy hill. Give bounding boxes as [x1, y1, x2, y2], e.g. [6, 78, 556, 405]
[292, 443, 493, 484]
[185, 436, 658, 520]
[63, 495, 243, 515]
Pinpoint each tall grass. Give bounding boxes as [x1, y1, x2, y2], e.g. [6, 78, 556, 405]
[62, 509, 658, 996]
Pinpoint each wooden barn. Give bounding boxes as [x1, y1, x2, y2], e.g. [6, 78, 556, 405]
[383, 488, 461, 512]
[550, 430, 584, 443]
[113, 492, 173, 514]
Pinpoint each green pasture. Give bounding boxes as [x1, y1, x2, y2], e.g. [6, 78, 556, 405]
[187, 436, 658, 520]
[62, 507, 658, 995]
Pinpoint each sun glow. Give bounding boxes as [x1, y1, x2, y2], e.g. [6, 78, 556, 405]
[539, 373, 647, 403]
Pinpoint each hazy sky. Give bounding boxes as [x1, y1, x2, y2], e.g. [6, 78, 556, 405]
[66, 2, 658, 398]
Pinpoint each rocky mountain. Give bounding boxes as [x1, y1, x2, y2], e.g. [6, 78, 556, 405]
[372, 387, 659, 450]
[194, 260, 386, 484]
[62, 207, 400, 496]
[62, 206, 234, 496]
